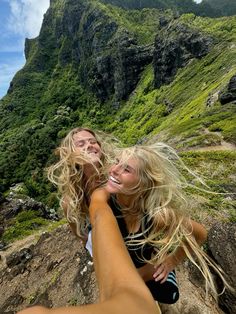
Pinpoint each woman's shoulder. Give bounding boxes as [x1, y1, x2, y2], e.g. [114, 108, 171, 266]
[91, 188, 110, 202]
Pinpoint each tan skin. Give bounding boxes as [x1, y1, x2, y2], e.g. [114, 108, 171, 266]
[106, 157, 208, 283]
[17, 190, 160, 314]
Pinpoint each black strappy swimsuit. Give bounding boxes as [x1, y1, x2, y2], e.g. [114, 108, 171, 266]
[109, 196, 179, 304]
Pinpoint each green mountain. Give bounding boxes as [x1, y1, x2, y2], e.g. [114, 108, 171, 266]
[201, 0, 236, 17]
[0, 0, 235, 208]
[100, 0, 236, 17]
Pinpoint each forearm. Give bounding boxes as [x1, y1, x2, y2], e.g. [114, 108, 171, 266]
[89, 189, 158, 312]
[90, 201, 140, 299]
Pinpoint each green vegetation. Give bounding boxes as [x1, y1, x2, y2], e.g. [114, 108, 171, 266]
[95, 2, 170, 44]
[99, 0, 236, 17]
[109, 24, 236, 146]
[2, 210, 66, 244]
[181, 151, 236, 223]
[2, 210, 49, 243]
[0, 0, 235, 232]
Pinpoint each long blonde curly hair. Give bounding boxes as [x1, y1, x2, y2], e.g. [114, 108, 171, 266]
[47, 127, 117, 237]
[115, 143, 231, 297]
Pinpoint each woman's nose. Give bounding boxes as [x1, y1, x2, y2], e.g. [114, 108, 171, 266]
[84, 141, 93, 151]
[111, 164, 121, 175]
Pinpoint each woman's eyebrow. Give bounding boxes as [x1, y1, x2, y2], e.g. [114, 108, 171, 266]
[125, 164, 136, 172]
[75, 137, 96, 141]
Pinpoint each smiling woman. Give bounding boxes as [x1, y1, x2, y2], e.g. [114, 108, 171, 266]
[73, 130, 103, 164]
[91, 143, 232, 303]
[47, 127, 117, 238]
[107, 157, 140, 196]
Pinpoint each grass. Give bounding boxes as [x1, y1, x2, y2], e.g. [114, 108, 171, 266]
[180, 151, 236, 223]
[2, 210, 66, 244]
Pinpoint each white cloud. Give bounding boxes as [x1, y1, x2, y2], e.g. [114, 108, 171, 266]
[194, 0, 202, 3]
[7, 0, 50, 38]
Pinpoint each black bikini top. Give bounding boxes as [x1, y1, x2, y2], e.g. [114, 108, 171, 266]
[108, 195, 153, 268]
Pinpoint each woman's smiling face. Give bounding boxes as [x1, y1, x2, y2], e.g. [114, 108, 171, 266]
[106, 156, 140, 195]
[73, 130, 102, 164]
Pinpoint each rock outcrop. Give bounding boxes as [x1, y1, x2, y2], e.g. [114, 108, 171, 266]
[1, 222, 235, 313]
[0, 225, 98, 313]
[92, 38, 154, 103]
[0, 184, 58, 250]
[153, 23, 213, 88]
[208, 222, 236, 314]
[219, 74, 236, 105]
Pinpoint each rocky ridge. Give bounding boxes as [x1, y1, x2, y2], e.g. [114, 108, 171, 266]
[0, 221, 235, 313]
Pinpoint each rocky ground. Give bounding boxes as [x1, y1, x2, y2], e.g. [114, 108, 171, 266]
[0, 223, 235, 314]
[0, 225, 98, 314]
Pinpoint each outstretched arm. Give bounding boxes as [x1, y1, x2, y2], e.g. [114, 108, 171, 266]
[88, 188, 159, 312]
[17, 188, 159, 314]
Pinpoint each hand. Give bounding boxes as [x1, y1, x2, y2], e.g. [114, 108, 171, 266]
[153, 255, 177, 283]
[138, 263, 156, 282]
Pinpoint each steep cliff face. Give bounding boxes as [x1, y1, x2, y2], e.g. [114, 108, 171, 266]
[5, 0, 163, 113]
[153, 23, 213, 88]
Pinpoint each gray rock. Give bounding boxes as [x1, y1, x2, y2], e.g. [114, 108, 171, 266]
[219, 75, 236, 105]
[0, 225, 98, 313]
[0, 194, 59, 235]
[6, 247, 34, 268]
[153, 23, 213, 88]
[0, 294, 24, 313]
[208, 222, 236, 314]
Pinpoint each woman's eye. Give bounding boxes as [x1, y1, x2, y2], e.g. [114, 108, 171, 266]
[75, 140, 85, 147]
[124, 166, 130, 173]
[115, 158, 120, 165]
[89, 140, 97, 144]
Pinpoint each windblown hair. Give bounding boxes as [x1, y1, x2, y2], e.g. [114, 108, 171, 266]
[116, 143, 231, 297]
[47, 127, 116, 237]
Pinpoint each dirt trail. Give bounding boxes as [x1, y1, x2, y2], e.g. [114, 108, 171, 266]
[190, 141, 236, 152]
[186, 129, 236, 152]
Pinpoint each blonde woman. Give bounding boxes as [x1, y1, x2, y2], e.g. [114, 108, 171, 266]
[90, 143, 230, 300]
[47, 127, 116, 240]
[48, 127, 177, 305]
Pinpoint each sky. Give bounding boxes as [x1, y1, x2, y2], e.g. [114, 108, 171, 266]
[0, 0, 50, 99]
[0, 0, 202, 100]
